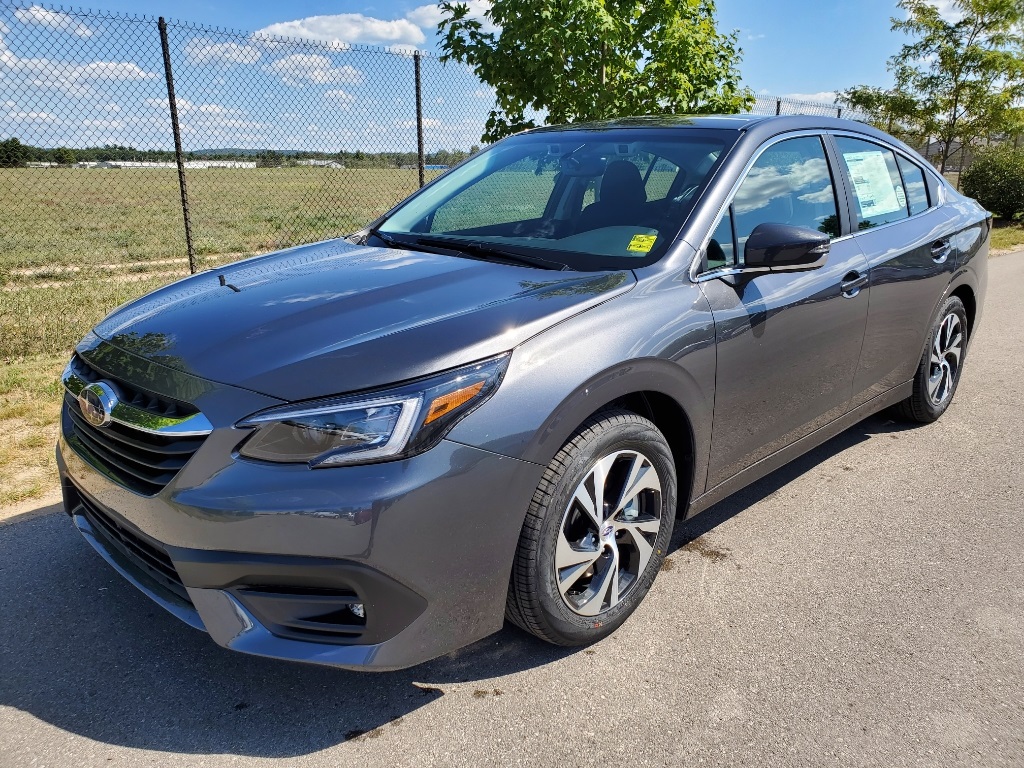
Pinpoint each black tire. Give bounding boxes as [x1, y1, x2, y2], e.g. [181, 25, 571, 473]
[505, 408, 676, 646]
[894, 295, 969, 423]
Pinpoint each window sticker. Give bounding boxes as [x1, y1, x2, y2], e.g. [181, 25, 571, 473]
[626, 234, 657, 253]
[844, 150, 902, 219]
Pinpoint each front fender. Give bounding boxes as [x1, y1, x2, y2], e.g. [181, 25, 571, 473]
[447, 274, 717, 503]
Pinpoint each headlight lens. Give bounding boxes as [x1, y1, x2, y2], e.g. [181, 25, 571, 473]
[236, 354, 508, 467]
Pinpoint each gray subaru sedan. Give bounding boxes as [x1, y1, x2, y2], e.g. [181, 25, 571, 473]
[57, 115, 989, 670]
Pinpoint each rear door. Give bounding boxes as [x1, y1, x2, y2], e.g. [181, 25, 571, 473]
[699, 133, 871, 489]
[828, 134, 959, 407]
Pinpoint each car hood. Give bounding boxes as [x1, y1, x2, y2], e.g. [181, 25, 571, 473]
[92, 239, 635, 401]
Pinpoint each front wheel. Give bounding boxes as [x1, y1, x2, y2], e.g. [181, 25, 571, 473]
[894, 295, 969, 423]
[505, 409, 676, 646]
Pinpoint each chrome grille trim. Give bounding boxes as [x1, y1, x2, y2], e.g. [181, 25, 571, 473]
[62, 356, 213, 437]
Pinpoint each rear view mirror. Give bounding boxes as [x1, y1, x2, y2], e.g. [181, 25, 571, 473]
[559, 155, 607, 177]
[744, 223, 830, 272]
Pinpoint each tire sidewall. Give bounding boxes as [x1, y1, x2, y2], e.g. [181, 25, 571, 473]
[533, 416, 676, 644]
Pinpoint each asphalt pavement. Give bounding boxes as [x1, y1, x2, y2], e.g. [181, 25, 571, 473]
[1, 252, 1022, 767]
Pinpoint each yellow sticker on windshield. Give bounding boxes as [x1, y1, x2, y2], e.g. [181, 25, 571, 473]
[627, 234, 657, 253]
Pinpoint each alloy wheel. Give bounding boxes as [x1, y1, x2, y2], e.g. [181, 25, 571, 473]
[928, 312, 963, 406]
[554, 450, 663, 616]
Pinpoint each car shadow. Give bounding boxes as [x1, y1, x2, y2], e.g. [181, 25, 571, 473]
[0, 411, 918, 758]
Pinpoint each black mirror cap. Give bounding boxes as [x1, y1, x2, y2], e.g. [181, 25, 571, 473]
[744, 222, 831, 271]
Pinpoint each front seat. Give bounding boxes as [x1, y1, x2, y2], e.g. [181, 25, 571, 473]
[577, 161, 647, 233]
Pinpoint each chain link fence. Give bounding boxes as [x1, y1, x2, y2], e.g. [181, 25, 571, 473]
[0, 0, 864, 359]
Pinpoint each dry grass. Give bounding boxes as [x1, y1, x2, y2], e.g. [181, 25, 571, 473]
[0, 355, 65, 506]
[991, 219, 1024, 253]
[0, 167, 442, 360]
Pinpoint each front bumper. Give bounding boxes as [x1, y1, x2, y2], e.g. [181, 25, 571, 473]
[58, 430, 543, 671]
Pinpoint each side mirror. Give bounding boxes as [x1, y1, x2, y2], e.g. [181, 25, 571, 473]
[744, 223, 830, 272]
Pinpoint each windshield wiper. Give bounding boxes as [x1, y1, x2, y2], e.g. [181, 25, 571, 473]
[368, 228, 568, 271]
[411, 236, 570, 271]
[367, 228, 472, 259]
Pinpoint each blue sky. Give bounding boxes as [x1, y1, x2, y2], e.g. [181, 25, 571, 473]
[1, 1, 959, 152]
[44, 0, 942, 97]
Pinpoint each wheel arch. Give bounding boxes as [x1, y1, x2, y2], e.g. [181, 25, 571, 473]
[949, 283, 977, 342]
[605, 392, 696, 519]
[516, 358, 711, 519]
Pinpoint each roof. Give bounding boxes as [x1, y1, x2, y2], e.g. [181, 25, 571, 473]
[529, 115, 772, 133]
[528, 114, 873, 135]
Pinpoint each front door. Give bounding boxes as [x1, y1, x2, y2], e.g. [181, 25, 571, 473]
[699, 134, 870, 490]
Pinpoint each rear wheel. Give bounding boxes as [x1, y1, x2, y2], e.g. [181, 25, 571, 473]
[894, 295, 968, 423]
[506, 409, 676, 646]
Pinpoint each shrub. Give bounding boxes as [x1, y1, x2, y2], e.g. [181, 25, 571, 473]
[961, 145, 1024, 220]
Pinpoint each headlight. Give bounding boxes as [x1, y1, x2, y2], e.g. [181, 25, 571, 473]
[235, 354, 509, 467]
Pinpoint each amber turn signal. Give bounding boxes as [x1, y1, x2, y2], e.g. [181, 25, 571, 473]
[424, 381, 485, 425]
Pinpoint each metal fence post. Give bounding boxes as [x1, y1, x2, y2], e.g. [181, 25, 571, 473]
[775, 98, 781, 116]
[414, 51, 426, 188]
[837, 107, 843, 118]
[158, 17, 197, 274]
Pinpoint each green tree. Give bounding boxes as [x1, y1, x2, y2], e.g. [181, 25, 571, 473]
[961, 144, 1024, 218]
[52, 147, 76, 166]
[256, 150, 281, 168]
[839, 62, 929, 146]
[438, 0, 753, 142]
[0, 137, 27, 168]
[848, 0, 1024, 173]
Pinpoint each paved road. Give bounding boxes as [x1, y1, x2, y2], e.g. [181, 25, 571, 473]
[2, 253, 1022, 768]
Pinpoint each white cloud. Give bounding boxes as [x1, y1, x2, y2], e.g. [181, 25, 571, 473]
[783, 91, 838, 104]
[257, 14, 426, 48]
[14, 6, 93, 38]
[255, 2, 495, 50]
[266, 54, 364, 87]
[0, 47, 157, 97]
[405, 4, 445, 28]
[324, 89, 355, 108]
[184, 39, 262, 65]
[408, 2, 497, 34]
[397, 117, 442, 129]
[926, 0, 962, 22]
[145, 97, 246, 117]
[746, 33, 765, 41]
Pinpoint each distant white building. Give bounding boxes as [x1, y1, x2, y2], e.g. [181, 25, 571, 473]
[26, 161, 58, 168]
[295, 159, 345, 169]
[96, 160, 257, 169]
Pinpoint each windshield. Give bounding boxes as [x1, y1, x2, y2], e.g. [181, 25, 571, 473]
[376, 128, 733, 271]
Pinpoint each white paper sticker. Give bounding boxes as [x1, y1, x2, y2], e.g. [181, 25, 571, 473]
[844, 150, 902, 219]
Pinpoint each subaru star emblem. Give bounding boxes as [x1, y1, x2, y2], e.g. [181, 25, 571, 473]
[78, 382, 119, 428]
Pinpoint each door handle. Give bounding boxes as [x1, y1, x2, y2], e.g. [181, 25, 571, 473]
[840, 272, 868, 298]
[931, 239, 952, 264]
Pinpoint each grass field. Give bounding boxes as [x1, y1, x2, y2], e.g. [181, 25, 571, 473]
[0, 167, 437, 359]
[991, 219, 1024, 252]
[1, 165, 1022, 507]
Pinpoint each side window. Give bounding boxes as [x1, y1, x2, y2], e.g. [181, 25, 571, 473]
[836, 137, 910, 229]
[732, 136, 840, 251]
[896, 155, 929, 215]
[707, 210, 734, 270]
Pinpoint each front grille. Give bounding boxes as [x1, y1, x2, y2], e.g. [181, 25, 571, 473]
[70, 354, 197, 419]
[64, 355, 207, 495]
[75, 489, 192, 605]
